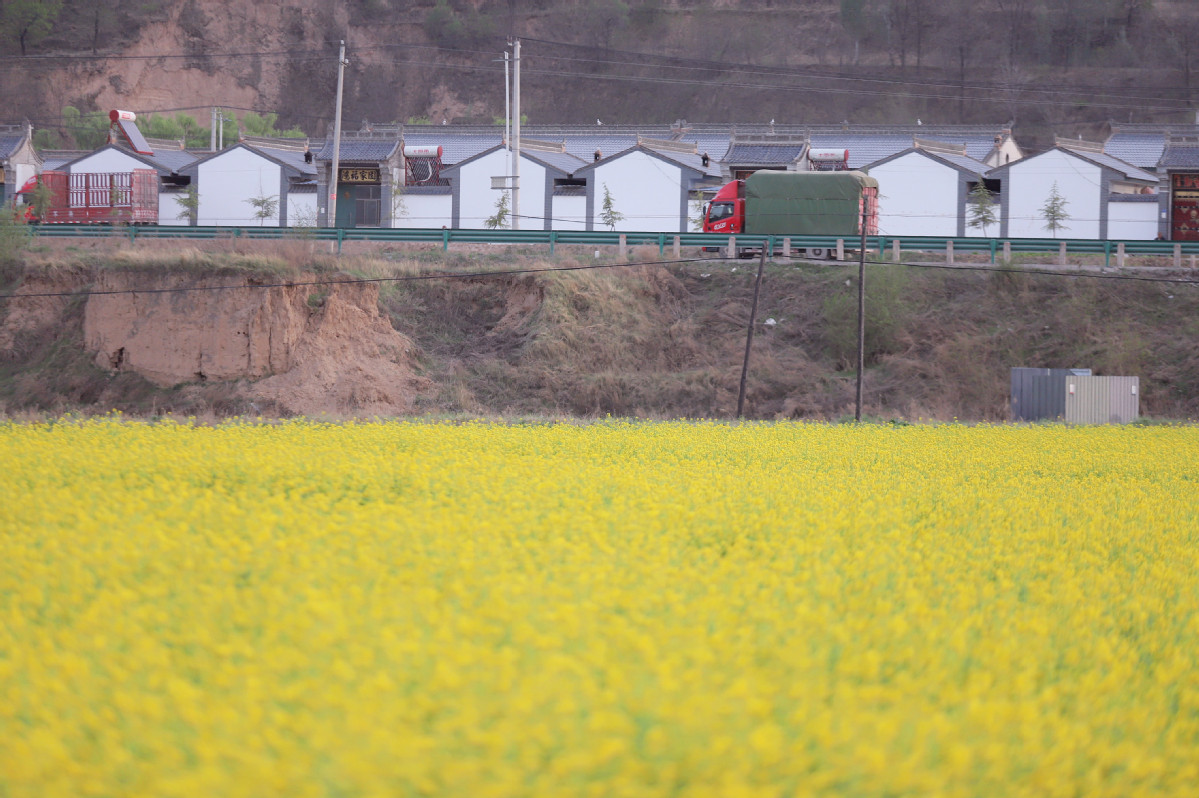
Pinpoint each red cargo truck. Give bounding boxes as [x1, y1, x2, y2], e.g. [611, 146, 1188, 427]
[16, 169, 159, 224]
[703, 170, 879, 258]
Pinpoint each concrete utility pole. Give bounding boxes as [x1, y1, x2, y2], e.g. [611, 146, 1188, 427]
[210, 107, 217, 152]
[329, 40, 348, 227]
[504, 50, 511, 194]
[512, 38, 521, 230]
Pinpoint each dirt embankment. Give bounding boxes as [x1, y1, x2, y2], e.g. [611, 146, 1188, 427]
[4, 247, 1199, 421]
[1, 264, 425, 417]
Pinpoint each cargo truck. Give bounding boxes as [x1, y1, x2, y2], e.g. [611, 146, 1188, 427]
[703, 170, 879, 259]
[14, 169, 159, 224]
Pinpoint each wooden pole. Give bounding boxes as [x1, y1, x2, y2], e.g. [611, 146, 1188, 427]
[737, 249, 766, 419]
[855, 206, 867, 422]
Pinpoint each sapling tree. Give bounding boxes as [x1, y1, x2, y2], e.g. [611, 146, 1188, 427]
[600, 183, 625, 231]
[1041, 181, 1071, 237]
[967, 179, 997, 236]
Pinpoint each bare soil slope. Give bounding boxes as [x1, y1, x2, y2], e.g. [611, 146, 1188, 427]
[3, 247, 1197, 421]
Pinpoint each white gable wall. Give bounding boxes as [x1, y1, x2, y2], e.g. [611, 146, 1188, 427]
[393, 194, 452, 228]
[287, 193, 319, 227]
[553, 195, 587, 230]
[65, 149, 149, 174]
[1108, 201, 1159, 240]
[590, 152, 685, 231]
[457, 150, 549, 229]
[198, 147, 283, 226]
[158, 191, 190, 226]
[869, 153, 962, 237]
[1005, 150, 1101, 239]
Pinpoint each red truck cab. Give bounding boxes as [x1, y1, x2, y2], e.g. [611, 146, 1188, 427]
[703, 179, 745, 235]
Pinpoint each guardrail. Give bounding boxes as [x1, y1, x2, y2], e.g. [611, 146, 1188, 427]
[27, 224, 1199, 266]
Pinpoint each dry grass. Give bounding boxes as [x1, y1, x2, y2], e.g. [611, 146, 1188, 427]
[5, 244, 1199, 421]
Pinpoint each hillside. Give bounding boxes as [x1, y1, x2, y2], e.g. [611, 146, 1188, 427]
[2, 242, 1197, 421]
[3, 1, 1198, 150]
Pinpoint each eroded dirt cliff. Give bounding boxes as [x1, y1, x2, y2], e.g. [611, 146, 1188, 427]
[2, 266, 425, 417]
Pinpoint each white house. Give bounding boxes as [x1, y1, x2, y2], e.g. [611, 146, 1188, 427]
[988, 141, 1159, 240]
[571, 142, 722, 232]
[865, 142, 1000, 237]
[182, 141, 317, 227]
[440, 142, 587, 230]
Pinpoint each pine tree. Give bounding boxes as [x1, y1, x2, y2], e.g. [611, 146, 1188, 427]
[246, 192, 279, 226]
[484, 191, 510, 229]
[174, 186, 199, 224]
[600, 183, 625, 231]
[966, 178, 997, 236]
[1041, 182, 1071, 237]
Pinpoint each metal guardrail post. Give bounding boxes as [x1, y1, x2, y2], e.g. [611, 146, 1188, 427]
[337, 228, 344, 255]
[442, 228, 449, 252]
[657, 233, 665, 256]
[990, 239, 997, 264]
[549, 231, 557, 254]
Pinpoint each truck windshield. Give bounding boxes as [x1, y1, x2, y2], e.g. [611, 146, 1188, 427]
[708, 201, 734, 222]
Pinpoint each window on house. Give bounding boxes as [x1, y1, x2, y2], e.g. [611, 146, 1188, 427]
[356, 185, 381, 227]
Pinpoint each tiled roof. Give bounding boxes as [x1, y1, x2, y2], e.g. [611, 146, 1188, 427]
[1160, 144, 1199, 169]
[255, 145, 317, 176]
[526, 149, 588, 175]
[645, 147, 723, 177]
[724, 143, 805, 166]
[0, 135, 23, 160]
[930, 151, 992, 175]
[144, 149, 199, 173]
[1066, 148, 1159, 182]
[314, 139, 399, 161]
[1104, 134, 1169, 169]
[399, 131, 501, 165]
[346, 123, 1014, 173]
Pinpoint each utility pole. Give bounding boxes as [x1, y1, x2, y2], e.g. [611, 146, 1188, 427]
[504, 51, 511, 195]
[512, 38, 521, 230]
[855, 206, 867, 422]
[329, 40, 348, 228]
[736, 249, 767, 419]
[210, 107, 217, 152]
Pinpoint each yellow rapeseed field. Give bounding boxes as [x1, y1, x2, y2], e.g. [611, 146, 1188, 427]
[1, 418, 1197, 797]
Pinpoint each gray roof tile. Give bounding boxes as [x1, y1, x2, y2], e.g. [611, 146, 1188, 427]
[254, 145, 317, 175]
[1104, 134, 1167, 169]
[1159, 144, 1199, 169]
[1063, 147, 1159, 181]
[930, 151, 992, 175]
[526, 149, 588, 175]
[724, 143, 805, 165]
[314, 139, 399, 161]
[0, 135, 23, 160]
[144, 149, 199, 173]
